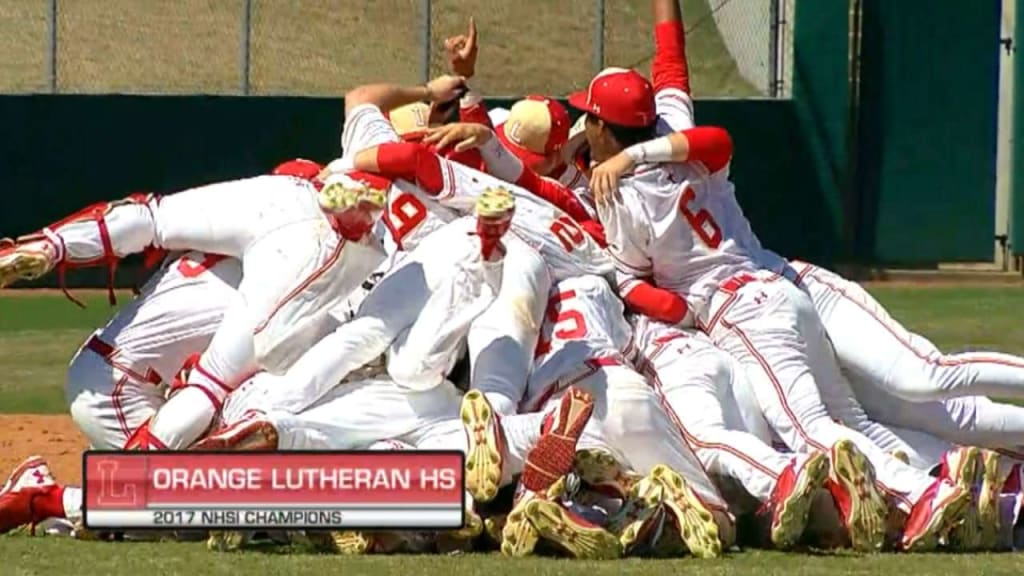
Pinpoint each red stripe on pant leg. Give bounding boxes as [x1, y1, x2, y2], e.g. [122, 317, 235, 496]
[646, 365, 780, 480]
[812, 272, 1024, 370]
[111, 374, 131, 438]
[724, 319, 912, 508]
[254, 238, 347, 335]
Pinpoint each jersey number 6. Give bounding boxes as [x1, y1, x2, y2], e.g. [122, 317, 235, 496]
[679, 186, 722, 249]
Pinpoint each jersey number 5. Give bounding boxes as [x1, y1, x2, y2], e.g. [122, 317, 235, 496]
[679, 186, 722, 249]
[534, 289, 589, 357]
[550, 215, 586, 252]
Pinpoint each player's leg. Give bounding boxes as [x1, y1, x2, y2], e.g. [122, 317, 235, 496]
[467, 236, 550, 416]
[802, 266, 1024, 402]
[708, 278, 969, 551]
[65, 340, 165, 450]
[646, 340, 827, 550]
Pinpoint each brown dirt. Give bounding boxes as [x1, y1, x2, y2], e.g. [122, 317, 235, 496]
[0, 415, 87, 485]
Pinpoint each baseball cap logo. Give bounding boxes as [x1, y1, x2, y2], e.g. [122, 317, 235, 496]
[506, 120, 524, 145]
[411, 105, 427, 128]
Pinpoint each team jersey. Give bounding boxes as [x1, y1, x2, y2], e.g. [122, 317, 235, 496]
[92, 251, 242, 384]
[523, 275, 634, 412]
[601, 159, 763, 321]
[340, 104, 613, 280]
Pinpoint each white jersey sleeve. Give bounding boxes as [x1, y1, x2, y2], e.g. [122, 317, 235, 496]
[524, 275, 634, 411]
[335, 104, 401, 170]
[655, 88, 696, 134]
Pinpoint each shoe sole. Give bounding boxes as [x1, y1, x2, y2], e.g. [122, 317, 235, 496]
[500, 506, 541, 557]
[319, 182, 387, 213]
[523, 499, 620, 560]
[830, 439, 888, 552]
[618, 501, 667, 556]
[193, 420, 279, 451]
[477, 188, 516, 219]
[521, 388, 594, 493]
[0, 251, 52, 289]
[574, 448, 634, 500]
[460, 390, 504, 503]
[649, 464, 722, 559]
[771, 452, 829, 550]
[206, 530, 252, 552]
[977, 450, 1002, 550]
[331, 531, 375, 555]
[947, 447, 982, 551]
[902, 485, 971, 552]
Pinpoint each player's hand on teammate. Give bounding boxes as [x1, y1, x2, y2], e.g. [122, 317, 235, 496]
[444, 17, 478, 79]
[590, 151, 633, 207]
[425, 75, 468, 104]
[424, 122, 493, 153]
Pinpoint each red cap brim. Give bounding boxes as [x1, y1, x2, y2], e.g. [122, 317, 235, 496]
[567, 91, 596, 116]
[496, 122, 547, 169]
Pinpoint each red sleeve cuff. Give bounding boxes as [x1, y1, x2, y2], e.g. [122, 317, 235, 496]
[376, 142, 445, 195]
[623, 281, 689, 324]
[682, 126, 733, 173]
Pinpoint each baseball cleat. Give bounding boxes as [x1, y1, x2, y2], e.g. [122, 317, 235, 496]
[192, 416, 279, 451]
[521, 498, 621, 560]
[501, 500, 542, 557]
[0, 237, 57, 288]
[608, 474, 668, 556]
[484, 514, 508, 546]
[976, 450, 1002, 550]
[521, 387, 594, 494]
[768, 451, 830, 550]
[475, 188, 515, 260]
[943, 446, 983, 551]
[318, 181, 387, 214]
[460, 390, 506, 503]
[901, 479, 970, 552]
[827, 438, 888, 552]
[436, 506, 484, 554]
[304, 530, 376, 555]
[573, 448, 641, 500]
[206, 530, 253, 552]
[0, 455, 60, 534]
[648, 464, 722, 558]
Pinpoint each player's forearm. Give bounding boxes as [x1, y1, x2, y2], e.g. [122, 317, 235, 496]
[459, 90, 494, 128]
[652, 0, 691, 94]
[353, 142, 447, 195]
[624, 126, 732, 172]
[344, 83, 431, 116]
[621, 280, 690, 325]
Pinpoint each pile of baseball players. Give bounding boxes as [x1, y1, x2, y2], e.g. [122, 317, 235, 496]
[3, 0, 1024, 559]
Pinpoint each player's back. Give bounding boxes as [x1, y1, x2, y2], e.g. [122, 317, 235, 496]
[443, 160, 613, 280]
[621, 162, 761, 315]
[524, 275, 633, 411]
[95, 251, 242, 383]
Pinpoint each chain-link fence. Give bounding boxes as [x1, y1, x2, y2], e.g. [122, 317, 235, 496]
[0, 0, 790, 97]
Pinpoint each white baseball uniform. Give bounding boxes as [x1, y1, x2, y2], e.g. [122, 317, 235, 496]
[65, 251, 242, 449]
[37, 175, 385, 448]
[600, 142, 944, 513]
[525, 274, 729, 513]
[632, 316, 809, 503]
[336, 103, 613, 416]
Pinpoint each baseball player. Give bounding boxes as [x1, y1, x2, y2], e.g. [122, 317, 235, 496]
[503, 274, 733, 559]
[0, 157, 394, 451]
[576, 56, 970, 550]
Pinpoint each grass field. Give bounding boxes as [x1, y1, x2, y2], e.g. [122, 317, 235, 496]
[0, 0, 761, 97]
[2, 286, 1024, 574]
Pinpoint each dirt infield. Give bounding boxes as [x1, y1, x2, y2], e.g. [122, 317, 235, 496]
[0, 415, 86, 484]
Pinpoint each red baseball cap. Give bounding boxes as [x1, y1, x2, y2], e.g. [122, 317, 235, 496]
[496, 95, 571, 168]
[568, 67, 656, 128]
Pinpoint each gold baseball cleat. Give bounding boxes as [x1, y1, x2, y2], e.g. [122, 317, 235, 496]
[976, 450, 1003, 550]
[500, 502, 541, 557]
[648, 464, 722, 558]
[828, 439, 888, 552]
[0, 237, 57, 289]
[574, 448, 641, 500]
[318, 182, 387, 214]
[206, 530, 253, 552]
[521, 499, 620, 560]
[946, 446, 983, 551]
[460, 390, 504, 503]
[769, 452, 830, 550]
[475, 187, 516, 220]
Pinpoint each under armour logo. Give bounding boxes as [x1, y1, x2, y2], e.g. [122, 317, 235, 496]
[753, 291, 768, 305]
[32, 469, 47, 484]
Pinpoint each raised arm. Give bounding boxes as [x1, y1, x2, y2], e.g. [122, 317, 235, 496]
[344, 75, 467, 116]
[652, 0, 695, 133]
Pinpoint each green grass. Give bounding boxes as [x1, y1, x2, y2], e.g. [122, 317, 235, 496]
[0, 0, 761, 97]
[2, 537, 1024, 576]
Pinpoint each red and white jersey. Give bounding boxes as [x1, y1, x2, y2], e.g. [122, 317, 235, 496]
[91, 251, 242, 384]
[523, 275, 634, 411]
[334, 104, 460, 254]
[600, 159, 763, 321]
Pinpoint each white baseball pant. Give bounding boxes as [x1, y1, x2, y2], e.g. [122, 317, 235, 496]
[467, 236, 551, 416]
[793, 261, 1024, 402]
[701, 270, 941, 512]
[637, 324, 806, 503]
[231, 216, 502, 416]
